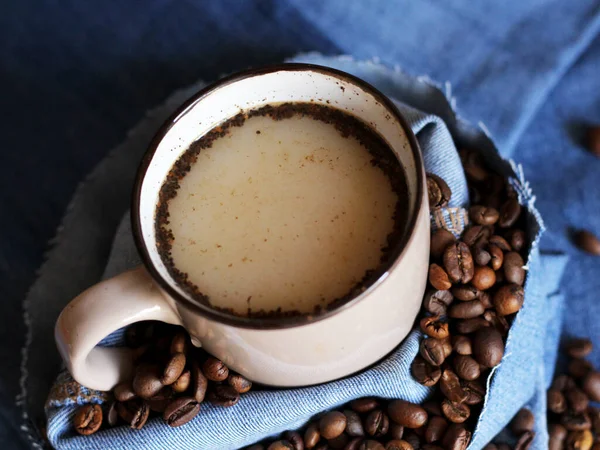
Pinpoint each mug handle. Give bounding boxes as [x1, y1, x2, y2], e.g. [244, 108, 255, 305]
[55, 266, 183, 391]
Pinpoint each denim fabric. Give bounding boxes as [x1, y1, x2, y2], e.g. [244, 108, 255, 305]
[42, 57, 568, 449]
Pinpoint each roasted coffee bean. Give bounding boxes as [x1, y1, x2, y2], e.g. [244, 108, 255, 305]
[170, 331, 189, 355]
[569, 359, 593, 379]
[427, 174, 452, 209]
[430, 229, 456, 261]
[472, 266, 496, 291]
[282, 431, 304, 450]
[441, 423, 471, 450]
[452, 335, 472, 355]
[498, 198, 521, 228]
[343, 409, 364, 437]
[489, 245, 504, 270]
[510, 408, 534, 434]
[473, 247, 492, 266]
[314, 444, 329, 450]
[453, 355, 481, 381]
[469, 206, 499, 226]
[424, 415, 448, 443]
[489, 235, 512, 252]
[497, 445, 511, 450]
[448, 300, 484, 319]
[482, 310, 510, 336]
[421, 445, 443, 450]
[506, 229, 526, 252]
[147, 386, 174, 412]
[126, 322, 154, 347]
[403, 432, 422, 449]
[566, 388, 589, 413]
[73, 404, 103, 435]
[472, 327, 504, 368]
[566, 430, 593, 450]
[455, 317, 490, 334]
[420, 339, 447, 366]
[385, 440, 413, 450]
[345, 438, 362, 450]
[192, 362, 208, 402]
[117, 399, 150, 429]
[428, 264, 452, 290]
[451, 285, 480, 302]
[440, 369, 468, 403]
[173, 369, 191, 393]
[163, 397, 200, 427]
[462, 379, 485, 405]
[411, 356, 442, 386]
[582, 371, 600, 402]
[440, 337, 453, 357]
[365, 409, 389, 437]
[514, 431, 535, 450]
[552, 374, 576, 391]
[107, 401, 119, 427]
[114, 382, 136, 402]
[319, 411, 347, 439]
[548, 423, 567, 450]
[482, 445, 497, 450]
[389, 423, 405, 440]
[587, 125, 600, 156]
[422, 401, 443, 417]
[388, 400, 428, 428]
[441, 400, 470, 423]
[493, 284, 524, 316]
[503, 252, 525, 285]
[547, 389, 567, 414]
[202, 356, 229, 381]
[208, 384, 240, 407]
[420, 316, 449, 339]
[359, 441, 386, 450]
[479, 292, 493, 309]
[566, 338, 593, 358]
[304, 423, 321, 448]
[162, 352, 186, 385]
[133, 364, 164, 399]
[462, 225, 491, 248]
[327, 433, 349, 449]
[574, 230, 600, 255]
[422, 289, 454, 316]
[350, 397, 379, 413]
[561, 412, 592, 431]
[228, 373, 253, 393]
[268, 441, 294, 450]
[461, 150, 488, 182]
[444, 242, 474, 284]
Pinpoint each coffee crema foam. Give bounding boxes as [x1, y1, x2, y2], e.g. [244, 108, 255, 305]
[155, 103, 409, 317]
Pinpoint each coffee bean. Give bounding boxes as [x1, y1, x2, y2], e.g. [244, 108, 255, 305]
[282, 431, 304, 450]
[388, 400, 428, 428]
[547, 389, 566, 414]
[561, 412, 591, 431]
[441, 400, 470, 423]
[191, 362, 208, 402]
[448, 300, 484, 319]
[566, 430, 593, 450]
[566, 338, 593, 358]
[582, 371, 600, 402]
[455, 317, 490, 334]
[452, 336, 472, 355]
[443, 242, 474, 284]
[453, 355, 481, 381]
[569, 359, 593, 379]
[304, 423, 320, 448]
[114, 382, 136, 402]
[574, 230, 600, 255]
[351, 398, 379, 413]
[107, 401, 119, 427]
[411, 356, 442, 386]
[202, 356, 229, 381]
[497, 445, 511, 450]
[147, 386, 174, 412]
[359, 441, 386, 450]
[421, 445, 443, 450]
[327, 433, 349, 449]
[313, 444, 329, 450]
[421, 401, 442, 417]
[345, 438, 362, 450]
[208, 384, 240, 407]
[514, 431, 535, 450]
[479, 292, 493, 309]
[319, 411, 347, 439]
[482, 445, 497, 450]
[170, 331, 190, 355]
[420, 316, 449, 339]
[162, 396, 200, 427]
[172, 369, 191, 393]
[451, 285, 480, 302]
[506, 229, 526, 252]
[73, 404, 103, 435]
[126, 322, 155, 347]
[420, 339, 447, 366]
[343, 410, 364, 437]
[460, 150, 489, 182]
[228, 373, 253, 393]
[493, 284, 524, 316]
[385, 440, 413, 450]
[552, 374, 577, 391]
[462, 379, 485, 405]
[472, 266, 496, 291]
[422, 289, 454, 316]
[389, 423, 405, 440]
[439, 368, 467, 403]
[428, 264, 452, 290]
[510, 408, 534, 434]
[463, 225, 491, 248]
[472, 327, 504, 368]
[473, 247, 492, 266]
[427, 174, 452, 209]
[489, 245, 504, 271]
[469, 206, 499, 226]
[482, 310, 510, 336]
[441, 424, 471, 450]
[162, 352, 186, 385]
[548, 423, 567, 450]
[268, 441, 294, 450]
[365, 410, 389, 437]
[489, 235, 512, 252]
[133, 364, 164, 399]
[503, 252, 525, 285]
[117, 399, 150, 429]
[424, 415, 448, 444]
[498, 198, 521, 228]
[566, 388, 589, 413]
[430, 229, 456, 261]
[440, 337, 453, 358]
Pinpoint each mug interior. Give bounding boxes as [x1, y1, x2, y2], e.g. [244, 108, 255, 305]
[133, 63, 424, 328]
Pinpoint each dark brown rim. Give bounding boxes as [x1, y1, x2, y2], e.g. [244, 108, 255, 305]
[131, 62, 425, 330]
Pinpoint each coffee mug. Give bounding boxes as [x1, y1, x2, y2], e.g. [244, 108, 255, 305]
[55, 63, 430, 391]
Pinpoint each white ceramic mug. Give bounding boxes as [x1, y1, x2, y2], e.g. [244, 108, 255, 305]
[55, 64, 430, 391]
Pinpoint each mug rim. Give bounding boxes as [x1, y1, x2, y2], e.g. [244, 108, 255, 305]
[131, 62, 425, 330]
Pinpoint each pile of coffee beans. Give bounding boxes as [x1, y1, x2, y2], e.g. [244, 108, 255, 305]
[73, 323, 252, 435]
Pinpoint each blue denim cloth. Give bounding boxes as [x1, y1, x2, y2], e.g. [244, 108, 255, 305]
[42, 56, 568, 449]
